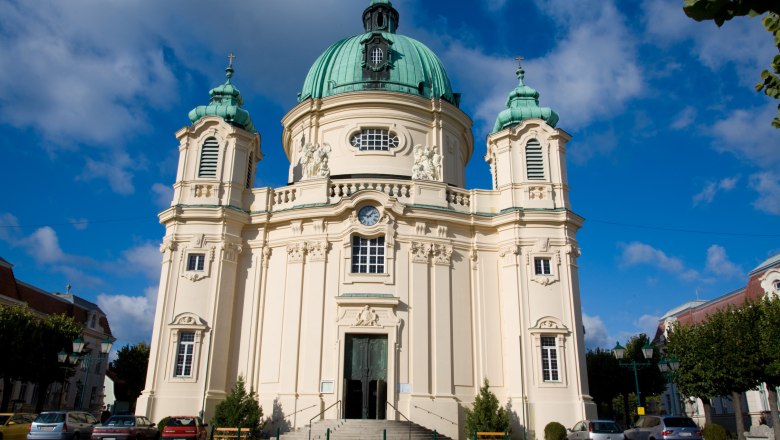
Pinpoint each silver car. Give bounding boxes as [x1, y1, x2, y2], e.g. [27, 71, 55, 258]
[27, 411, 99, 440]
[568, 420, 624, 440]
[623, 416, 701, 440]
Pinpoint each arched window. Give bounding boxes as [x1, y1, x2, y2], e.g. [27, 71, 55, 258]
[371, 47, 384, 65]
[525, 139, 544, 180]
[351, 235, 385, 273]
[198, 137, 219, 178]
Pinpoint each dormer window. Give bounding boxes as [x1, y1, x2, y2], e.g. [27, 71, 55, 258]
[371, 47, 384, 65]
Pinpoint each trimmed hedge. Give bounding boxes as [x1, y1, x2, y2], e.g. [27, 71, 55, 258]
[701, 423, 728, 440]
[544, 422, 567, 440]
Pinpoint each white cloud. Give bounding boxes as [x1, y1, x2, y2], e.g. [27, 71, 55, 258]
[671, 106, 697, 130]
[120, 243, 162, 280]
[438, 0, 642, 139]
[26, 227, 65, 264]
[78, 151, 141, 195]
[582, 313, 610, 349]
[642, 0, 774, 86]
[709, 105, 780, 169]
[151, 183, 173, 209]
[0, 213, 21, 242]
[97, 285, 157, 345]
[704, 244, 743, 279]
[692, 176, 739, 205]
[635, 314, 662, 340]
[750, 172, 780, 215]
[619, 242, 699, 281]
[68, 218, 89, 231]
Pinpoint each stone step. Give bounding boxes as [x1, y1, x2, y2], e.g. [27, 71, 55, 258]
[277, 419, 454, 440]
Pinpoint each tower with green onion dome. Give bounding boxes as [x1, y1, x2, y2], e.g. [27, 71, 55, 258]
[168, 54, 261, 212]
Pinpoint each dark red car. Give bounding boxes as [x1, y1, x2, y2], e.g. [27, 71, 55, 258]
[160, 417, 207, 440]
[91, 416, 158, 440]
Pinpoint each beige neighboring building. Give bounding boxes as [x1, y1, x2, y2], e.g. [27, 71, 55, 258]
[137, 1, 596, 438]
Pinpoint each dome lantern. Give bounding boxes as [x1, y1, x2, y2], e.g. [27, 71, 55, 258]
[188, 53, 257, 133]
[363, 0, 399, 34]
[492, 59, 559, 133]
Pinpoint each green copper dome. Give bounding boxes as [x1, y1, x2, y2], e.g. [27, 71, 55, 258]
[189, 62, 257, 133]
[492, 65, 558, 133]
[298, 1, 458, 106]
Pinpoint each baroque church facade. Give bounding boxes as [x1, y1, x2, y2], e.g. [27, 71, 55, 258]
[137, 1, 596, 437]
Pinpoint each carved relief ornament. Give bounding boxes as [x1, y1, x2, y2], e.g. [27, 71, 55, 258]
[499, 244, 520, 266]
[410, 241, 432, 263]
[307, 240, 328, 262]
[433, 244, 453, 265]
[287, 242, 307, 263]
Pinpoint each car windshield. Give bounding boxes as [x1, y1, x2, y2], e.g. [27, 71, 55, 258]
[36, 414, 65, 424]
[592, 422, 621, 433]
[171, 418, 196, 427]
[105, 417, 135, 426]
[0, 415, 10, 424]
[664, 418, 698, 428]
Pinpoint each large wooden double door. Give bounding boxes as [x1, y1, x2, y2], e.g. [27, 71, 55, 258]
[343, 334, 387, 419]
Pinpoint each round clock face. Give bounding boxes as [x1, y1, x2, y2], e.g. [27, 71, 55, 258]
[358, 206, 380, 226]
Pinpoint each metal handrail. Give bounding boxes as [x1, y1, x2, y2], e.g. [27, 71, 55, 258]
[386, 401, 411, 440]
[308, 400, 341, 440]
[413, 404, 457, 425]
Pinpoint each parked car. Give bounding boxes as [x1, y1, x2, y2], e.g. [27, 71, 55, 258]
[568, 419, 624, 440]
[91, 416, 157, 440]
[160, 417, 207, 440]
[623, 416, 701, 440]
[27, 411, 99, 440]
[0, 413, 37, 440]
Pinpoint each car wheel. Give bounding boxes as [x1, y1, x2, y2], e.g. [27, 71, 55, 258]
[72, 433, 80, 440]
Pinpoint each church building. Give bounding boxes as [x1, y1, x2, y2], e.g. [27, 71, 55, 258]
[137, 1, 596, 438]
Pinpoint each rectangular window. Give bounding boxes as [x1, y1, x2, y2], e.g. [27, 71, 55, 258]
[534, 257, 551, 275]
[351, 236, 385, 274]
[174, 332, 196, 377]
[541, 336, 559, 382]
[187, 254, 205, 271]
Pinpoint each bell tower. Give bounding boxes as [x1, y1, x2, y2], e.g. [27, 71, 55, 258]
[170, 57, 261, 211]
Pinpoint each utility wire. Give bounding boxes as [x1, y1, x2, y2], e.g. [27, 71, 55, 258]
[586, 218, 780, 238]
[0, 215, 156, 229]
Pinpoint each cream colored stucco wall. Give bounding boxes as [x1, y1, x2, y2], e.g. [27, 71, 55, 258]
[137, 98, 596, 440]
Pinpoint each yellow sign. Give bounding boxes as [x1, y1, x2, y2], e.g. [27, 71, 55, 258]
[638, 407, 645, 416]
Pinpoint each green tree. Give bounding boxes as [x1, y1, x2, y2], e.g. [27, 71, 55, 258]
[683, 0, 780, 127]
[30, 313, 82, 413]
[666, 321, 716, 424]
[0, 305, 38, 411]
[464, 379, 510, 438]
[759, 296, 780, 440]
[586, 348, 622, 418]
[109, 342, 151, 411]
[544, 422, 567, 440]
[0, 306, 81, 412]
[623, 334, 666, 400]
[211, 376, 263, 433]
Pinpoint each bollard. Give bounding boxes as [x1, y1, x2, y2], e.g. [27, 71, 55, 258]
[433, 430, 438, 439]
[326, 427, 330, 440]
[276, 427, 280, 440]
[383, 428, 386, 440]
[210, 425, 215, 440]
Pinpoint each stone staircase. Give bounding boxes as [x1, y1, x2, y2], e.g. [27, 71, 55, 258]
[277, 419, 455, 440]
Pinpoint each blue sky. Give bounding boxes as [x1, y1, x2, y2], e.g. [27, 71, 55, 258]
[0, 0, 778, 356]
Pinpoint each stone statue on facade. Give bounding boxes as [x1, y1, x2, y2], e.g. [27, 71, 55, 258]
[411, 144, 441, 181]
[355, 305, 379, 326]
[299, 142, 331, 179]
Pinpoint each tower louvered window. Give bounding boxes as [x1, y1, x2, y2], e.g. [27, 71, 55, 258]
[246, 152, 254, 189]
[525, 139, 544, 180]
[198, 137, 219, 178]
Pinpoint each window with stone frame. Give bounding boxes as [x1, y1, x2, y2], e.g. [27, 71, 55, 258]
[351, 235, 385, 274]
[541, 336, 560, 382]
[534, 257, 552, 275]
[174, 331, 196, 377]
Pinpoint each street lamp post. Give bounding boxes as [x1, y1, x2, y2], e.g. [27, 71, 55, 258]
[613, 341, 654, 414]
[658, 357, 681, 414]
[58, 336, 112, 411]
